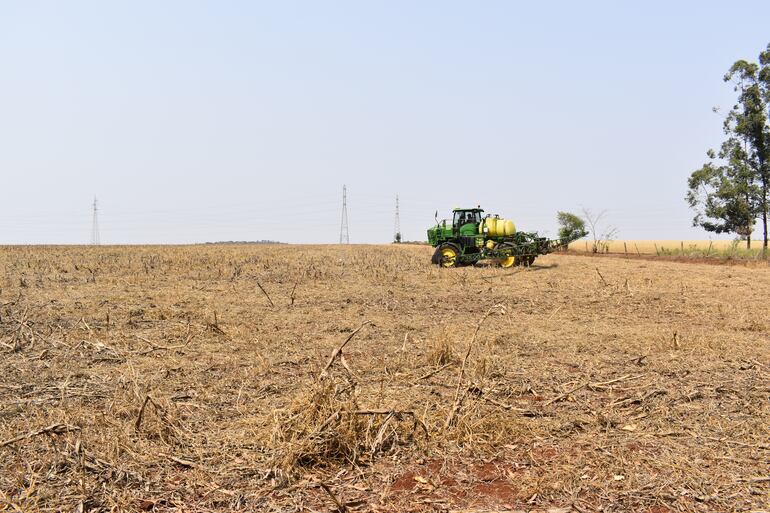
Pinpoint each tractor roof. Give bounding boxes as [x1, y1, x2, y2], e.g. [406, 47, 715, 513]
[452, 207, 484, 212]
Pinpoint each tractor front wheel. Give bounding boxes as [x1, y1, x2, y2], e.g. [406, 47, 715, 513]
[497, 243, 517, 268]
[434, 243, 461, 268]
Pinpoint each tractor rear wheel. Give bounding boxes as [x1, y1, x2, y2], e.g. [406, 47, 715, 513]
[435, 243, 461, 268]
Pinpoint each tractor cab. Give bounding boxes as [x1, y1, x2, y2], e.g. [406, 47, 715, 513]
[452, 208, 483, 235]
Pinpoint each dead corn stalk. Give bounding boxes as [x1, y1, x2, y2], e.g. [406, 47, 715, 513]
[256, 281, 274, 307]
[1, 423, 81, 448]
[445, 304, 505, 427]
[319, 320, 371, 378]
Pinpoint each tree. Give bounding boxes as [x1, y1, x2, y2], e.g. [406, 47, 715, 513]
[686, 143, 758, 246]
[581, 208, 618, 253]
[556, 211, 586, 241]
[687, 43, 770, 253]
[722, 51, 770, 251]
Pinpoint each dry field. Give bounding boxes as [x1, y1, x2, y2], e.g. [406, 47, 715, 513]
[1, 244, 768, 513]
[567, 240, 752, 256]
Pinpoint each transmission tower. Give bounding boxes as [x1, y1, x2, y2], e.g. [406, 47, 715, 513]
[339, 185, 349, 244]
[91, 196, 100, 245]
[393, 194, 401, 243]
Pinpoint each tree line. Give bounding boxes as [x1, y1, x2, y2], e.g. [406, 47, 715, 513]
[686, 42, 770, 252]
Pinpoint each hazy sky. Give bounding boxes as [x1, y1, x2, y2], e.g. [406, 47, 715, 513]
[2, 1, 769, 244]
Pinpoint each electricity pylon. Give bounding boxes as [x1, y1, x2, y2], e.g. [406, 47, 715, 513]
[91, 197, 100, 245]
[339, 185, 349, 244]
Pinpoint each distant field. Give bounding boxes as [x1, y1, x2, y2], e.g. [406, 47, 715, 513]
[568, 239, 753, 255]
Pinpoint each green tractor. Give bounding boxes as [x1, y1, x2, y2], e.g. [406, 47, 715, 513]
[427, 207, 586, 268]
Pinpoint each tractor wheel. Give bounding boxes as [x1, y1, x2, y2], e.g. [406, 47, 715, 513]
[431, 247, 441, 265]
[515, 255, 536, 267]
[436, 243, 461, 268]
[497, 243, 517, 268]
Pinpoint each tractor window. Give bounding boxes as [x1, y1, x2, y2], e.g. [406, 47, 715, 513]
[454, 211, 481, 228]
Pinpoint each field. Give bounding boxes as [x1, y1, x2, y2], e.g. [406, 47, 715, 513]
[567, 240, 758, 258]
[1, 244, 768, 512]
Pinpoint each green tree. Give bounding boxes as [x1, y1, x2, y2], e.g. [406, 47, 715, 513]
[556, 211, 586, 241]
[687, 43, 770, 252]
[723, 51, 770, 250]
[686, 142, 758, 246]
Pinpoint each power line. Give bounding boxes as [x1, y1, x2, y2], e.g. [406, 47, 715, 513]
[394, 194, 401, 243]
[91, 196, 100, 245]
[339, 185, 349, 244]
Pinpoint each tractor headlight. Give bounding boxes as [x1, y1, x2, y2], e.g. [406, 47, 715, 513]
[483, 226, 489, 234]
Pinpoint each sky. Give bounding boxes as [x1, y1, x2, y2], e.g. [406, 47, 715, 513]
[1, 1, 769, 244]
